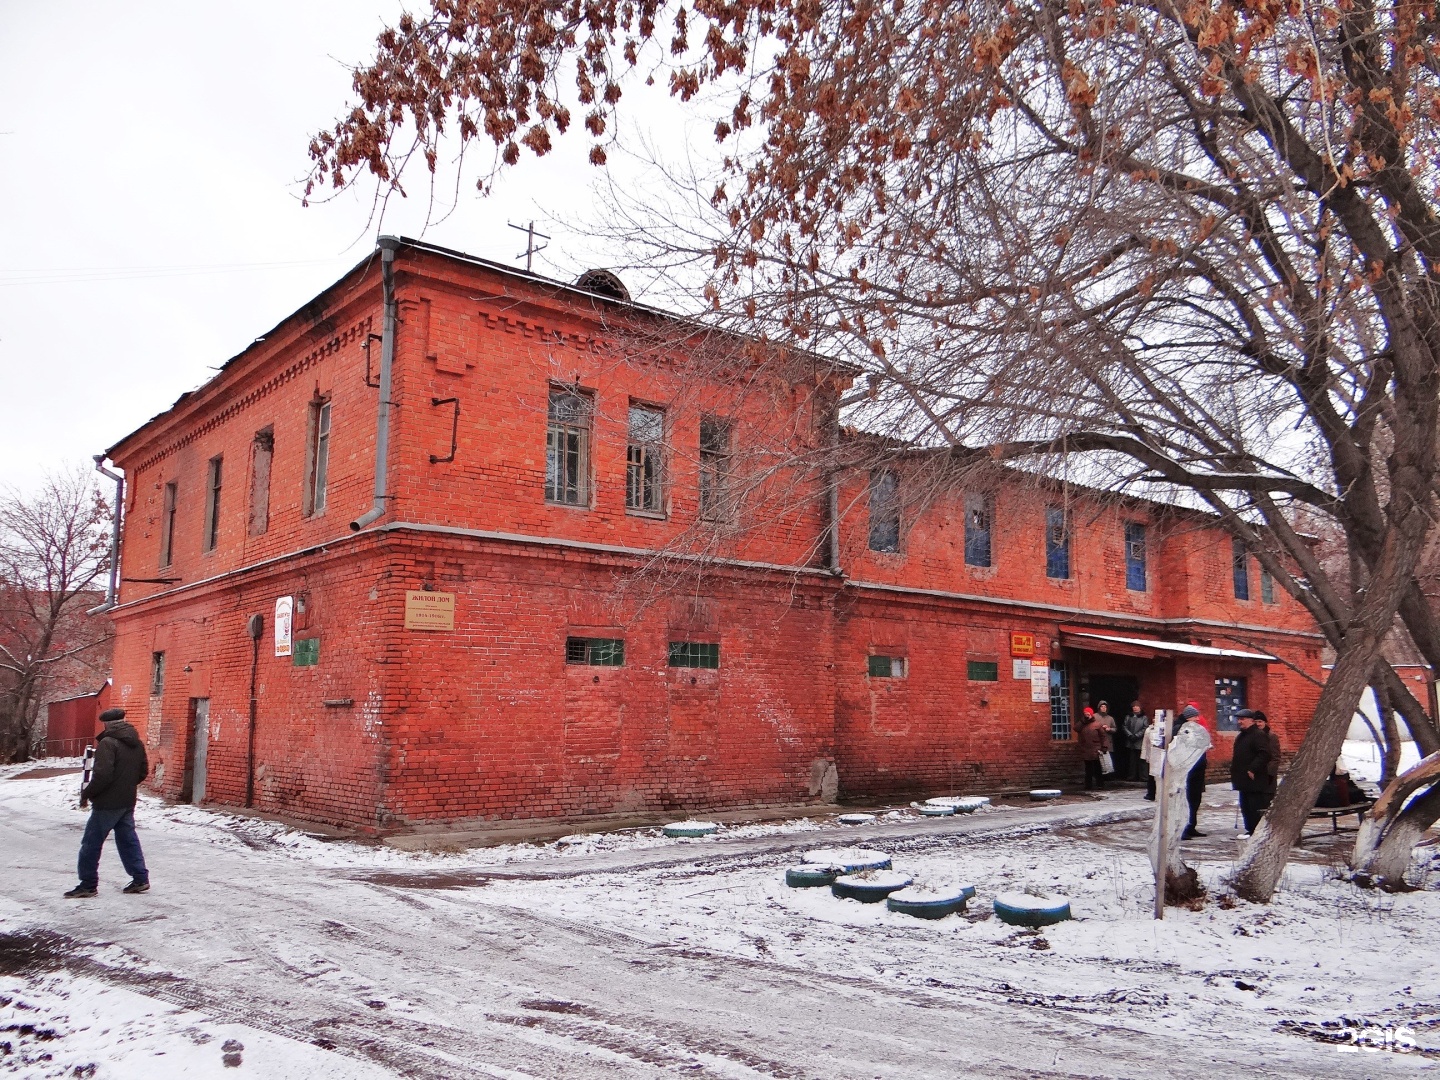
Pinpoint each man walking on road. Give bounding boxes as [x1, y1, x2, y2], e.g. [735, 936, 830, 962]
[65, 708, 150, 898]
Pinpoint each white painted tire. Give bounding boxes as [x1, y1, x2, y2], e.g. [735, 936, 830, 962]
[837, 813, 876, 825]
[1029, 789, 1063, 801]
[802, 847, 891, 872]
[918, 805, 954, 817]
[832, 871, 913, 903]
[662, 821, 719, 838]
[993, 892, 1072, 927]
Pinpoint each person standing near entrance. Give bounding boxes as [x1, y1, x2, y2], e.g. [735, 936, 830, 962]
[1121, 702, 1148, 781]
[66, 708, 150, 898]
[1078, 708, 1110, 790]
[1229, 709, 1275, 834]
[1094, 700, 1118, 752]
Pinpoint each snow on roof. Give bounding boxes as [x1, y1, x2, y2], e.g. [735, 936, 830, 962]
[1063, 632, 1276, 662]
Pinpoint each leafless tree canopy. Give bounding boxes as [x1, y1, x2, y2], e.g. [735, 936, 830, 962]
[0, 471, 113, 762]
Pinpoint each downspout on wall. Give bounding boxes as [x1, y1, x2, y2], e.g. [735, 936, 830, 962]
[88, 455, 124, 614]
[351, 236, 402, 532]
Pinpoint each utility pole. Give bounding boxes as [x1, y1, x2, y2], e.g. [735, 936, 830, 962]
[508, 220, 550, 272]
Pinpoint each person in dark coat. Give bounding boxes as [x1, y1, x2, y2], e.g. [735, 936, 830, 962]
[1176, 703, 1210, 839]
[66, 708, 150, 898]
[1315, 764, 1368, 807]
[1077, 708, 1110, 790]
[1121, 702, 1148, 781]
[1229, 709, 1275, 834]
[1257, 711, 1281, 784]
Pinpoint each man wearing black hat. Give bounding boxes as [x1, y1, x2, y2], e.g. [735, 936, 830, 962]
[65, 708, 150, 898]
[1230, 709, 1275, 834]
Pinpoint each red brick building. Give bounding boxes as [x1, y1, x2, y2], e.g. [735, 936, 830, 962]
[102, 238, 1322, 829]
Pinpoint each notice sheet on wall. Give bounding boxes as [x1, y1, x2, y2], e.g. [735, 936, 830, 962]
[1030, 660, 1050, 703]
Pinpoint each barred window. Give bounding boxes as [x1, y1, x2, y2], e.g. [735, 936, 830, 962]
[1050, 661, 1072, 740]
[668, 641, 720, 668]
[699, 417, 731, 521]
[626, 404, 665, 514]
[565, 637, 624, 666]
[150, 651, 166, 697]
[305, 398, 331, 516]
[868, 469, 900, 553]
[546, 389, 592, 506]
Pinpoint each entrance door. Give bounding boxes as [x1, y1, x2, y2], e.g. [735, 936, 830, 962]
[185, 698, 210, 804]
[1085, 675, 1139, 717]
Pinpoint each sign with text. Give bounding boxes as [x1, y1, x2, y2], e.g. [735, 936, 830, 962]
[1012, 658, 1032, 680]
[1010, 632, 1035, 658]
[274, 596, 293, 657]
[404, 590, 456, 631]
[1030, 660, 1051, 703]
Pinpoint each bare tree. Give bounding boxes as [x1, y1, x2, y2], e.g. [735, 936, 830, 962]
[311, 0, 1440, 900]
[0, 471, 113, 762]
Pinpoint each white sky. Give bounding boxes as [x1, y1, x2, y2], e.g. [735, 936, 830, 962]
[0, 1, 698, 494]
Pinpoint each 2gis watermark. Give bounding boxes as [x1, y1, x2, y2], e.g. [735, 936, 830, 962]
[1335, 1021, 1420, 1054]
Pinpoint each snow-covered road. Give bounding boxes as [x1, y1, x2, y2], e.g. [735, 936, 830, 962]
[1, 769, 1434, 1078]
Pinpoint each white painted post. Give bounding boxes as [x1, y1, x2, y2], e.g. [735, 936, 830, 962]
[1152, 709, 1172, 920]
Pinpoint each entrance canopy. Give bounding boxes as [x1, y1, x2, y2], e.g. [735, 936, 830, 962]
[1059, 631, 1276, 663]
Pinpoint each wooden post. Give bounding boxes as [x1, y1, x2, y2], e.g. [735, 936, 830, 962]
[1153, 709, 1173, 920]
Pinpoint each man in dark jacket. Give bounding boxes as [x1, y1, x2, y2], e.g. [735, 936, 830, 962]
[66, 708, 150, 898]
[1229, 709, 1275, 834]
[1257, 711, 1282, 783]
[1121, 702, 1148, 781]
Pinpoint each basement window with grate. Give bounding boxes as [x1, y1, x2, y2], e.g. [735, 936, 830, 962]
[967, 660, 999, 682]
[668, 642, 720, 668]
[565, 637, 624, 666]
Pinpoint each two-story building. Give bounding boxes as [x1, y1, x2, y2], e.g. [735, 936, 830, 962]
[101, 237, 1323, 830]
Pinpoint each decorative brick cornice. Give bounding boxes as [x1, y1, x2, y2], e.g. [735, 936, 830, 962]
[131, 315, 374, 475]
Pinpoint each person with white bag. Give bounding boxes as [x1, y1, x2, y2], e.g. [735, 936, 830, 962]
[1078, 708, 1113, 790]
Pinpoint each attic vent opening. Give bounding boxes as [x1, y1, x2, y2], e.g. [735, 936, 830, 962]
[574, 269, 630, 302]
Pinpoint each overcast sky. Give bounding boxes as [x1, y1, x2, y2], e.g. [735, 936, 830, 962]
[0, 1, 695, 494]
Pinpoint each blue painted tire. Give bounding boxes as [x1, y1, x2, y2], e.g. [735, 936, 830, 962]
[887, 885, 973, 919]
[1029, 789, 1063, 802]
[832, 871, 913, 903]
[786, 864, 841, 888]
[993, 892, 1072, 927]
[662, 821, 719, 838]
[802, 848, 891, 872]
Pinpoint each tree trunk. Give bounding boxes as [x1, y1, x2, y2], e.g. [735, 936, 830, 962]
[1374, 677, 1401, 788]
[1232, 628, 1385, 901]
[1149, 722, 1211, 906]
[1352, 754, 1440, 888]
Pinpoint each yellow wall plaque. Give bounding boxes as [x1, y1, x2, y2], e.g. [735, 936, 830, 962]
[404, 590, 456, 631]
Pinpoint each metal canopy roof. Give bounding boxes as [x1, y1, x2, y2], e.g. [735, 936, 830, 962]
[1060, 632, 1276, 662]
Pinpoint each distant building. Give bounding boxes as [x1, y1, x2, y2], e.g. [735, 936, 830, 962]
[101, 238, 1323, 829]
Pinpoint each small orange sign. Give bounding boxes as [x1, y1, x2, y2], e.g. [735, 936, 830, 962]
[404, 590, 456, 631]
[1010, 632, 1035, 658]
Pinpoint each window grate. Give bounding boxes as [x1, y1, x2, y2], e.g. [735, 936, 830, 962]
[1050, 661, 1071, 740]
[668, 641, 720, 668]
[565, 637, 624, 666]
[1215, 676, 1247, 731]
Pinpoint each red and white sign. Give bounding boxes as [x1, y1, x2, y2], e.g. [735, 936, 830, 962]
[274, 596, 294, 657]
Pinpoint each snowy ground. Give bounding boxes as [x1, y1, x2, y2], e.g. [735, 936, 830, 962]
[2, 766, 1437, 1078]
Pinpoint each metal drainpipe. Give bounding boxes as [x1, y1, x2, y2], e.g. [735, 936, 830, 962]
[825, 398, 842, 576]
[351, 236, 402, 531]
[89, 455, 123, 613]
